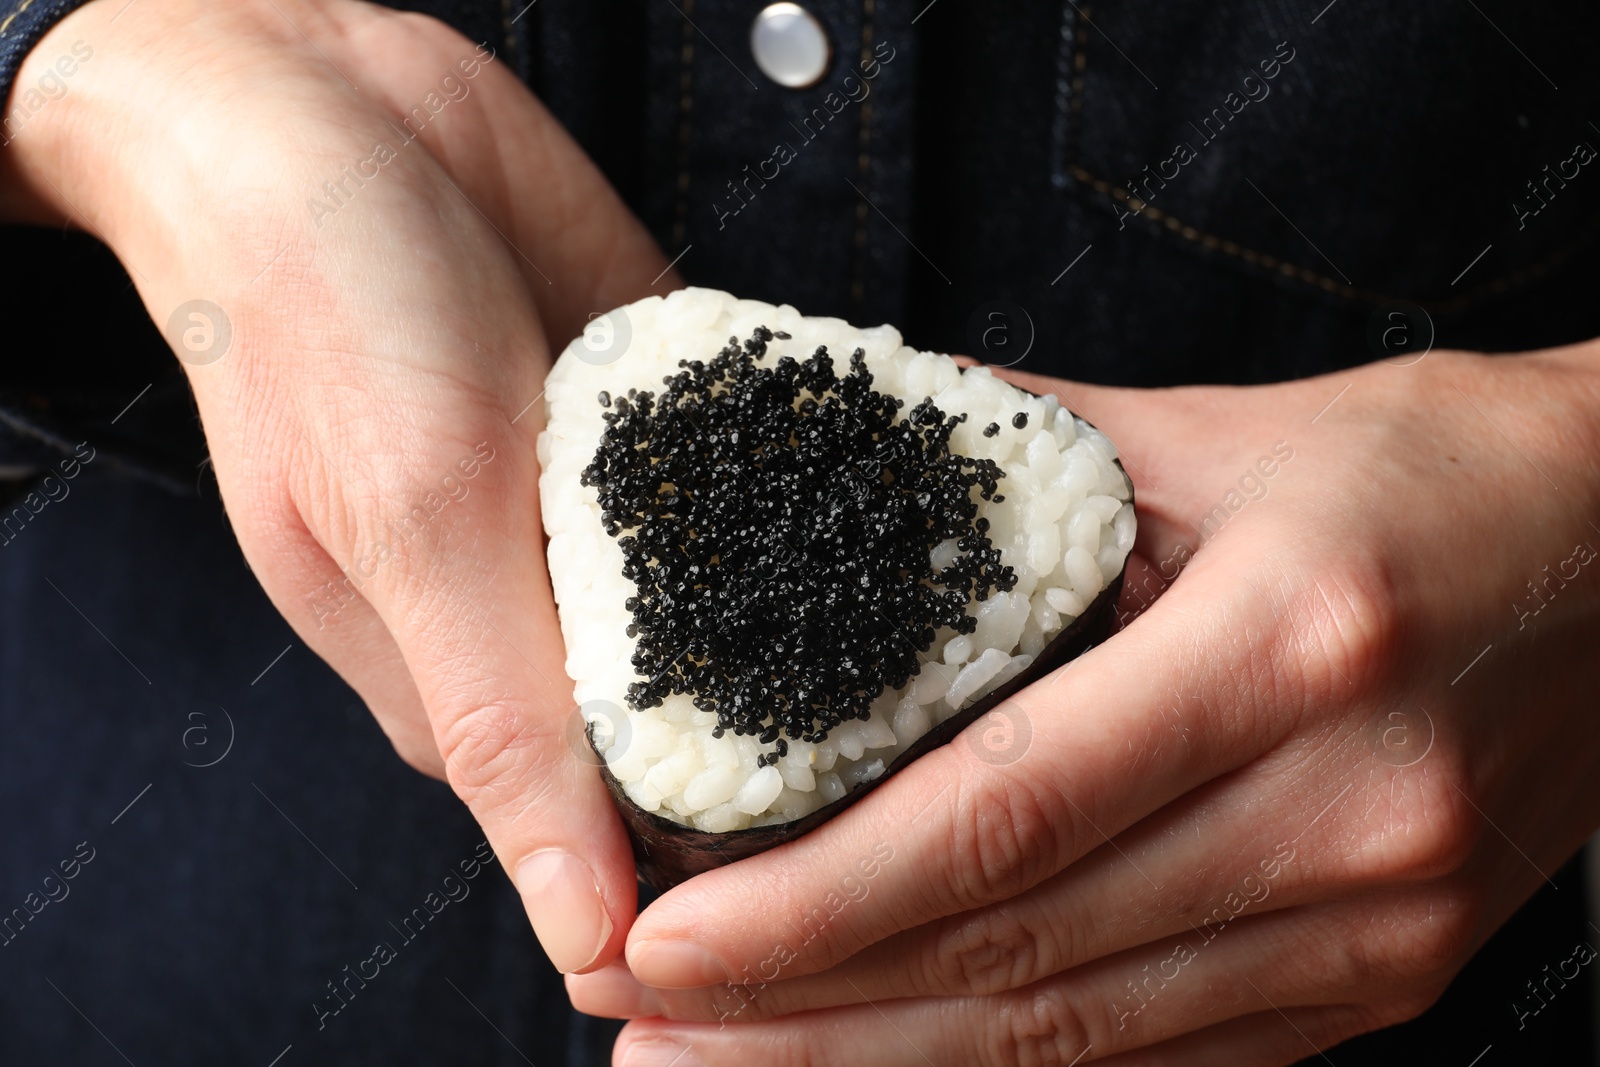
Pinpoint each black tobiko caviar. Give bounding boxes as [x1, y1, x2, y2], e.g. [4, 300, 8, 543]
[581, 327, 1016, 752]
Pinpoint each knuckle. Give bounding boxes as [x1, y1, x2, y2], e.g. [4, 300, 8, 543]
[1274, 559, 1403, 705]
[391, 7, 484, 61]
[928, 906, 1046, 995]
[437, 700, 539, 803]
[1343, 890, 1482, 992]
[1362, 762, 1481, 884]
[990, 987, 1095, 1067]
[948, 776, 1065, 909]
[1391, 899, 1481, 983]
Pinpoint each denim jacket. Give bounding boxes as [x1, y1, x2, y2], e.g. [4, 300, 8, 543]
[2, 0, 1597, 479]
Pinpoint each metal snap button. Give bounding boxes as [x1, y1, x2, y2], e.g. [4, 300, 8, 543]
[750, 3, 831, 89]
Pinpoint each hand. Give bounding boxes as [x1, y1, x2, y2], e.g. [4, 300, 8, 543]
[568, 344, 1600, 1064]
[3, 0, 675, 973]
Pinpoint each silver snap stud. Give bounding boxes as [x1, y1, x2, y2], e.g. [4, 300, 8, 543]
[750, 3, 831, 89]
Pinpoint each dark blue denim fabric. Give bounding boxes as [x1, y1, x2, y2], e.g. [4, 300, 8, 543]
[0, 468, 617, 1065]
[514, 0, 1600, 382]
[3, 1, 1599, 1064]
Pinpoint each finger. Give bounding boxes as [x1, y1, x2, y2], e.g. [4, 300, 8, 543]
[578, 725, 1452, 1022]
[205, 169, 637, 976]
[214, 333, 639, 974]
[326, 4, 675, 345]
[567, 962, 665, 1021]
[624, 552, 1298, 987]
[201, 327, 635, 952]
[345, 419, 639, 974]
[1114, 550, 1165, 624]
[985, 370, 1168, 499]
[987, 368, 1276, 484]
[977, 369, 1258, 626]
[611, 902, 1409, 1065]
[984, 368, 1314, 547]
[574, 798, 1303, 1020]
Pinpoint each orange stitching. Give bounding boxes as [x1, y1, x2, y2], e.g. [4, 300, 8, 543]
[670, 0, 696, 250]
[0, 0, 38, 38]
[1067, 163, 1587, 311]
[1071, 3, 1088, 121]
[1070, 162, 1387, 300]
[496, 0, 517, 74]
[1060, 13, 1580, 311]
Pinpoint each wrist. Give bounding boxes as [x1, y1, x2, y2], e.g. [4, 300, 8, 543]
[1482, 341, 1600, 623]
[1523, 336, 1600, 439]
[0, 0, 340, 240]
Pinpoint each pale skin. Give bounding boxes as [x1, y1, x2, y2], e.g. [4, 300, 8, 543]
[7, 2, 1600, 1065]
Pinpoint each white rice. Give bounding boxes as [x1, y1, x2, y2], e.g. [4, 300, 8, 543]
[538, 288, 1134, 832]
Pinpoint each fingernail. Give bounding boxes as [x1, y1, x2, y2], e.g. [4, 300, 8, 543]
[517, 849, 613, 973]
[621, 1039, 707, 1067]
[629, 938, 729, 988]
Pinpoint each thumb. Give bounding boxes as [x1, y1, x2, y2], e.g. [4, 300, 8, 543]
[313, 10, 675, 970]
[370, 431, 637, 974]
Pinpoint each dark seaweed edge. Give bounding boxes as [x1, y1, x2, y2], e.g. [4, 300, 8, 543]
[591, 406, 1134, 891]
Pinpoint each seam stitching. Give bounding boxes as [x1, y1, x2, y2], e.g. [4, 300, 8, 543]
[0, 0, 37, 38]
[852, 0, 875, 309]
[1067, 162, 1584, 312]
[1070, 162, 1383, 300]
[1048, 1, 1074, 189]
[496, 0, 518, 77]
[1059, 9, 1571, 311]
[1068, 3, 1088, 164]
[670, 0, 696, 250]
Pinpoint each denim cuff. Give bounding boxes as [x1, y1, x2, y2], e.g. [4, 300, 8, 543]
[0, 0, 92, 142]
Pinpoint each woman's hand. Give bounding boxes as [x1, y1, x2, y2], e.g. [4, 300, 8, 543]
[569, 344, 1600, 1064]
[3, 0, 675, 974]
